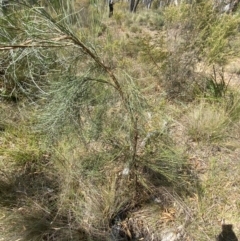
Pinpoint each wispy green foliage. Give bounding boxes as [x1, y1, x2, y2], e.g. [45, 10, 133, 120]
[38, 73, 113, 137]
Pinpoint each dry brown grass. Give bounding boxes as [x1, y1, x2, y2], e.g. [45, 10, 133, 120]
[185, 149, 240, 241]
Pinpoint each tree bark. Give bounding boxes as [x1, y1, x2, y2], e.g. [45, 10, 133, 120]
[109, 0, 113, 17]
[130, 0, 140, 12]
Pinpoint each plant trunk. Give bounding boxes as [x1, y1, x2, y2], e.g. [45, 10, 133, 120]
[130, 0, 140, 12]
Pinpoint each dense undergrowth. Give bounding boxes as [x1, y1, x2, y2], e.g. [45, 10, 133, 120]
[1, 0, 240, 240]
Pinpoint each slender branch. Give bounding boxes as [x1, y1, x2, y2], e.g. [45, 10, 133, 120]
[0, 44, 72, 50]
[0, 35, 73, 50]
[66, 35, 126, 102]
[131, 116, 138, 165]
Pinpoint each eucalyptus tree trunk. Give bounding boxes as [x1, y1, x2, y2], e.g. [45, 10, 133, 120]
[130, 0, 140, 12]
[143, 0, 153, 9]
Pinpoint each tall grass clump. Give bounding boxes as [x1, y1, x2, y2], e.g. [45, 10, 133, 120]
[185, 101, 231, 142]
[227, 95, 240, 122]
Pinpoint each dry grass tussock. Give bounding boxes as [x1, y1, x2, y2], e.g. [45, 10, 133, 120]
[185, 101, 230, 142]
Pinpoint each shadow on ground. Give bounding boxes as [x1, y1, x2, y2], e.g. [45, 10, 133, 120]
[0, 162, 88, 241]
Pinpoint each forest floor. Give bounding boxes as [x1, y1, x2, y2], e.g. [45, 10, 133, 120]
[1, 2, 240, 241]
